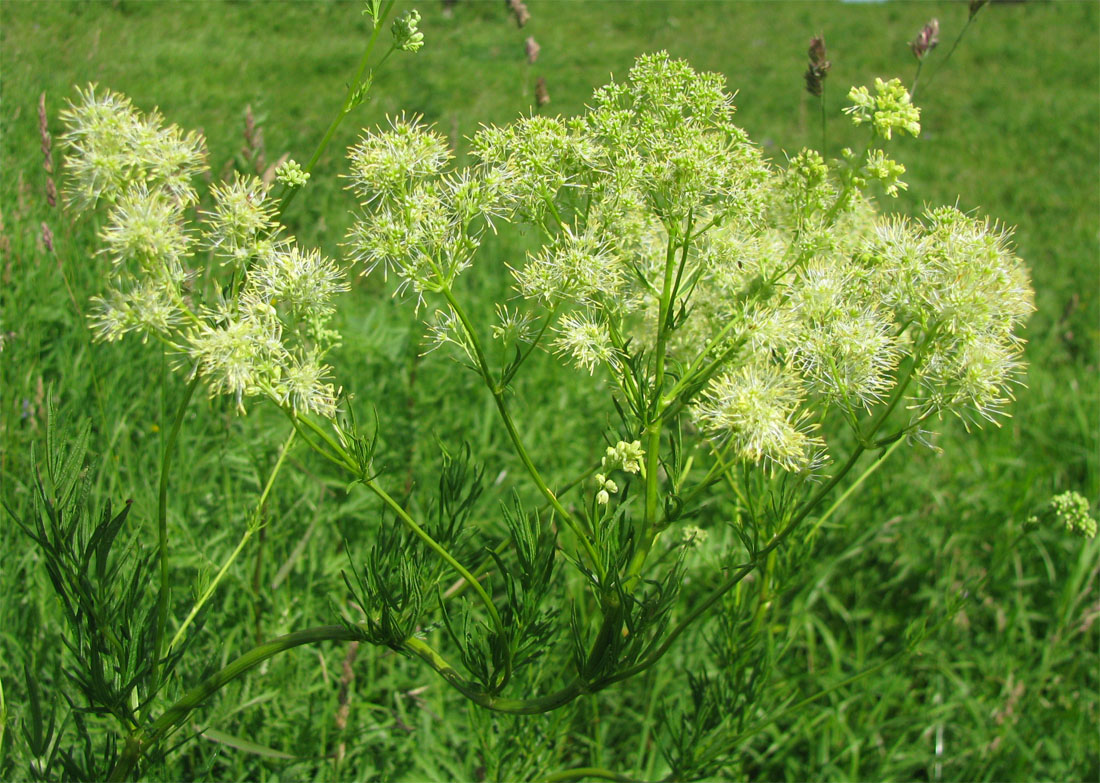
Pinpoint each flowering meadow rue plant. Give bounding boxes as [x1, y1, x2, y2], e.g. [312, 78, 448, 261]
[26, 28, 1079, 778]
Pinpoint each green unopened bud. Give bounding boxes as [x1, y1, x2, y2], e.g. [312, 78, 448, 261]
[275, 159, 310, 188]
[392, 10, 424, 52]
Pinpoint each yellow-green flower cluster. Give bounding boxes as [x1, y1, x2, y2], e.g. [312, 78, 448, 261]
[1028, 492, 1098, 539]
[59, 84, 207, 211]
[844, 78, 921, 141]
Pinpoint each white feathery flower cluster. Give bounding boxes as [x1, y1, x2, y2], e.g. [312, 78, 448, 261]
[345, 53, 1032, 473]
[98, 183, 194, 279]
[345, 115, 509, 301]
[694, 363, 822, 472]
[61, 86, 348, 419]
[347, 115, 451, 202]
[514, 227, 624, 305]
[490, 304, 536, 345]
[859, 206, 1033, 425]
[552, 313, 616, 374]
[202, 174, 278, 265]
[59, 84, 206, 211]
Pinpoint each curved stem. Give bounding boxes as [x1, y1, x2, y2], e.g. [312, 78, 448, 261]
[109, 626, 361, 781]
[167, 428, 297, 654]
[154, 374, 200, 687]
[404, 637, 582, 714]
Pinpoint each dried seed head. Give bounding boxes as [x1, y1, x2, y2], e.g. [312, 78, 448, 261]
[535, 76, 550, 106]
[38, 93, 53, 174]
[39, 93, 57, 207]
[808, 35, 829, 69]
[804, 35, 831, 97]
[525, 35, 540, 64]
[507, 0, 530, 28]
[911, 18, 939, 60]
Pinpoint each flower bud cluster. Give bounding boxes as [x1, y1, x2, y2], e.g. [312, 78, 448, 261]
[844, 78, 921, 141]
[392, 9, 425, 53]
[275, 159, 310, 188]
[592, 441, 644, 504]
[1027, 492, 1097, 539]
[62, 86, 347, 418]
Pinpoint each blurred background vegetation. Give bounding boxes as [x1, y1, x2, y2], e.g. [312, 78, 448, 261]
[1, 0, 1096, 780]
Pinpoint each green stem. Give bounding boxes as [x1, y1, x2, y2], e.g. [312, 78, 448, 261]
[366, 478, 505, 638]
[441, 286, 603, 577]
[277, 0, 395, 217]
[109, 626, 361, 781]
[922, 14, 978, 97]
[629, 227, 683, 581]
[804, 435, 904, 541]
[910, 58, 926, 102]
[606, 442, 869, 687]
[167, 429, 297, 654]
[282, 409, 505, 647]
[499, 302, 558, 388]
[153, 374, 200, 688]
[542, 767, 638, 783]
[404, 637, 582, 714]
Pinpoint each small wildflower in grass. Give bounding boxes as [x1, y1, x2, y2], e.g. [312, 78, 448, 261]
[681, 525, 708, 547]
[1028, 492, 1098, 539]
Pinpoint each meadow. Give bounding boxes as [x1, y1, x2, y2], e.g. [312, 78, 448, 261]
[0, 0, 1097, 780]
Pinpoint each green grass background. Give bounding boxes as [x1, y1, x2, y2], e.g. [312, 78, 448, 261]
[1, 0, 1097, 780]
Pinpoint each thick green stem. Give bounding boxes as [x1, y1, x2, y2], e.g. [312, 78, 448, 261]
[109, 625, 360, 781]
[628, 224, 684, 583]
[542, 767, 638, 783]
[404, 637, 582, 714]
